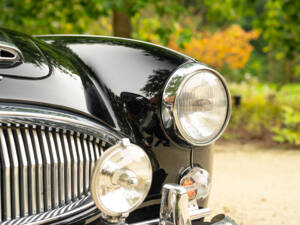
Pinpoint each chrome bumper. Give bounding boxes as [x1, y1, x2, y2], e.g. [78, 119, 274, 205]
[130, 215, 237, 225]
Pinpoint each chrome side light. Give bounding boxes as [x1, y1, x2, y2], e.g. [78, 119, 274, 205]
[90, 138, 152, 222]
[161, 63, 231, 147]
[180, 167, 211, 202]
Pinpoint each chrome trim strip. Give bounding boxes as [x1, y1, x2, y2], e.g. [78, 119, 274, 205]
[130, 214, 238, 225]
[131, 218, 160, 225]
[0, 128, 11, 220]
[0, 105, 122, 144]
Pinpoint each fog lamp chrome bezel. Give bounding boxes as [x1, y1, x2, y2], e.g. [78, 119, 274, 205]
[90, 138, 152, 220]
[161, 62, 231, 148]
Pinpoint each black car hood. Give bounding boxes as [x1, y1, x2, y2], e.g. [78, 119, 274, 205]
[0, 29, 194, 141]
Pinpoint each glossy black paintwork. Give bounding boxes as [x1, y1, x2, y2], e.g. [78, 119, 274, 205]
[36, 35, 195, 137]
[0, 29, 50, 78]
[0, 28, 213, 224]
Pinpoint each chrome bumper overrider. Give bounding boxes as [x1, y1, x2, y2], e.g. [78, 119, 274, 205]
[137, 183, 237, 225]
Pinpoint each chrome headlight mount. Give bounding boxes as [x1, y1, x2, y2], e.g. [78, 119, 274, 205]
[161, 63, 231, 148]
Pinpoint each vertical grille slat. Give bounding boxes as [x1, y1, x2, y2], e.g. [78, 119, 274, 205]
[100, 141, 105, 155]
[39, 129, 52, 211]
[61, 132, 72, 204]
[0, 123, 111, 223]
[68, 131, 78, 200]
[75, 134, 84, 197]
[94, 139, 100, 160]
[88, 137, 95, 177]
[7, 127, 20, 219]
[22, 128, 37, 215]
[0, 128, 11, 220]
[31, 128, 44, 213]
[81, 135, 90, 193]
[53, 131, 65, 206]
[14, 127, 29, 217]
[46, 130, 59, 209]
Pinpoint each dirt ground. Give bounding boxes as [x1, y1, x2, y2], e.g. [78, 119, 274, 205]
[207, 142, 300, 225]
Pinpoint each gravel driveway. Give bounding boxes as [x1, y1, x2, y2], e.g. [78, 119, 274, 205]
[207, 143, 300, 225]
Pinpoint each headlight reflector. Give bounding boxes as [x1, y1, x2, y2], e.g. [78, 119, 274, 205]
[90, 139, 152, 218]
[162, 63, 230, 146]
[174, 70, 228, 145]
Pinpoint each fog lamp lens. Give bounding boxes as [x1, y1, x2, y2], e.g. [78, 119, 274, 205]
[180, 167, 211, 201]
[90, 138, 152, 217]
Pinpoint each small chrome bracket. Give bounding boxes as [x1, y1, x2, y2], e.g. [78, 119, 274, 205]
[121, 138, 131, 147]
[0, 41, 24, 68]
[159, 184, 210, 225]
[101, 212, 129, 224]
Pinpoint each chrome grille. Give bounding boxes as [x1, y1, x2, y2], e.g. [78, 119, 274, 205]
[0, 123, 108, 222]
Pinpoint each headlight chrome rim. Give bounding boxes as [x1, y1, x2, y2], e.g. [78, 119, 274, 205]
[161, 63, 231, 147]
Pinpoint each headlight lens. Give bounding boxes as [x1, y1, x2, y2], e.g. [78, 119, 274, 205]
[162, 63, 230, 146]
[91, 139, 152, 217]
[174, 70, 228, 145]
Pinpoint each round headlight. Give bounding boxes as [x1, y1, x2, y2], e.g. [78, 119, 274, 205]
[162, 63, 230, 146]
[90, 138, 152, 219]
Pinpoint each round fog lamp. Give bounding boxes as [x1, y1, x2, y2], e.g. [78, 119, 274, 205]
[90, 138, 152, 218]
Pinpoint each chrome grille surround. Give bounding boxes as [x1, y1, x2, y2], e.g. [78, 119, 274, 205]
[0, 104, 122, 224]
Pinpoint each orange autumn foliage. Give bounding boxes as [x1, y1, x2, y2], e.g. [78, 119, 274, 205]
[169, 25, 260, 70]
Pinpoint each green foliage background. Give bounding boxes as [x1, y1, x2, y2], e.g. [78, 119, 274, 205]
[0, 0, 299, 146]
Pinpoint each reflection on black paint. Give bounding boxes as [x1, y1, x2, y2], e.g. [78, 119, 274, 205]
[42, 36, 189, 65]
[36, 35, 191, 148]
[0, 28, 49, 78]
[140, 69, 171, 98]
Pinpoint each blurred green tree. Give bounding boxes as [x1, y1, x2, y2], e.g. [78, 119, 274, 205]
[257, 0, 300, 83]
[0, 0, 185, 39]
[181, 0, 300, 83]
